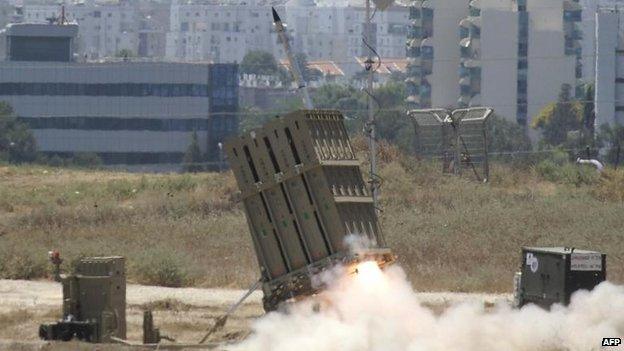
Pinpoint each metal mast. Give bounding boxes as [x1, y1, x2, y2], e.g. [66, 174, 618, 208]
[365, 0, 379, 210]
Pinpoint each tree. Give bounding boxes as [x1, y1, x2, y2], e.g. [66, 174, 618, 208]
[72, 152, 102, 168]
[311, 81, 412, 149]
[183, 131, 203, 172]
[0, 102, 37, 163]
[239, 95, 304, 133]
[313, 84, 365, 112]
[240, 50, 279, 76]
[598, 124, 624, 166]
[487, 113, 531, 153]
[531, 84, 583, 146]
[372, 81, 413, 152]
[581, 84, 595, 147]
[115, 49, 134, 60]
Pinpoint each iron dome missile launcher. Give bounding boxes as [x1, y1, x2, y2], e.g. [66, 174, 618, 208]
[224, 109, 394, 311]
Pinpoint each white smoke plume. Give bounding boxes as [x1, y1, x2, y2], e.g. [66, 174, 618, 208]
[234, 262, 624, 351]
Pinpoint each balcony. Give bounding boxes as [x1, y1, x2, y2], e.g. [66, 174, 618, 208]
[459, 26, 469, 40]
[409, 7, 421, 20]
[459, 16, 481, 29]
[463, 59, 481, 68]
[407, 63, 422, 76]
[563, 1, 582, 23]
[469, 94, 481, 106]
[458, 95, 470, 106]
[469, 0, 481, 16]
[408, 26, 422, 39]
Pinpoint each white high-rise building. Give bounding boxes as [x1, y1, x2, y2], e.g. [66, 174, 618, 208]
[166, 1, 279, 63]
[165, 0, 409, 64]
[595, 6, 624, 127]
[407, 0, 579, 126]
[285, 0, 408, 62]
[406, 0, 468, 108]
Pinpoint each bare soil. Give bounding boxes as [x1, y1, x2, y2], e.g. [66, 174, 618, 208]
[0, 279, 510, 350]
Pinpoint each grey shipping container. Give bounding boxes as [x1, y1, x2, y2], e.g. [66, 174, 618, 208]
[516, 247, 606, 309]
[225, 109, 394, 310]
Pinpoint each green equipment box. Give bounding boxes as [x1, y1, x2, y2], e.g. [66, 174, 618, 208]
[39, 256, 126, 343]
[515, 247, 606, 309]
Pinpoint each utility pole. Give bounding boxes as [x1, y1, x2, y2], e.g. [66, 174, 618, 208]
[364, 0, 379, 211]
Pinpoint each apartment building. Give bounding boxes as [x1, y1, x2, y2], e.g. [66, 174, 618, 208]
[407, 0, 578, 126]
[166, 0, 408, 64]
[166, 0, 279, 63]
[0, 22, 238, 171]
[285, 0, 408, 62]
[595, 6, 624, 127]
[406, 0, 467, 108]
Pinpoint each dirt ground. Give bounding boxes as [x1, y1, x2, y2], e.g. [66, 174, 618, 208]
[0, 279, 510, 350]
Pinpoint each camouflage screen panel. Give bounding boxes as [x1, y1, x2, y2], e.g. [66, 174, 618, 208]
[408, 107, 493, 182]
[225, 110, 387, 306]
[449, 107, 493, 181]
[407, 108, 451, 158]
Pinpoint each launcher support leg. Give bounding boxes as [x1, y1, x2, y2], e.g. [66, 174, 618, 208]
[198, 279, 262, 344]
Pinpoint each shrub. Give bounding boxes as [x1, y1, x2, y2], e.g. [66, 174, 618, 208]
[133, 248, 199, 287]
[535, 160, 598, 185]
[0, 247, 47, 280]
[592, 169, 624, 202]
[72, 152, 102, 168]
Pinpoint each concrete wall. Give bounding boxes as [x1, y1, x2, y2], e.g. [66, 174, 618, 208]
[480, 8, 518, 121]
[527, 0, 576, 125]
[595, 10, 620, 127]
[430, 0, 467, 108]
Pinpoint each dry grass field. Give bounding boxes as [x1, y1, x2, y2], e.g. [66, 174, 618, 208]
[1, 143, 623, 293]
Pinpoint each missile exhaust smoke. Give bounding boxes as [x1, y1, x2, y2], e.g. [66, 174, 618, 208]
[233, 240, 624, 351]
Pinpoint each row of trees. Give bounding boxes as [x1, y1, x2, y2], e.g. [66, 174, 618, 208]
[240, 79, 624, 165]
[0, 101, 102, 167]
[0, 102, 38, 164]
[239, 77, 533, 157]
[240, 50, 622, 162]
[532, 83, 623, 163]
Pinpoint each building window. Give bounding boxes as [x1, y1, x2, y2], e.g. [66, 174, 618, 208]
[518, 43, 528, 56]
[517, 59, 527, 69]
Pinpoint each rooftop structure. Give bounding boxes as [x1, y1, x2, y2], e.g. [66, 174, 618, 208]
[5, 23, 78, 62]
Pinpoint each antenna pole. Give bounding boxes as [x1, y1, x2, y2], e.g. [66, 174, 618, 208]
[365, 0, 378, 211]
[61, 5, 66, 25]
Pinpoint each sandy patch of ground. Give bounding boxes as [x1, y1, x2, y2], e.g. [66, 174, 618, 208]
[0, 279, 511, 350]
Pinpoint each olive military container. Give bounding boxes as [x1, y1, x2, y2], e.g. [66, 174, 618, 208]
[515, 247, 606, 309]
[39, 256, 126, 342]
[225, 109, 394, 311]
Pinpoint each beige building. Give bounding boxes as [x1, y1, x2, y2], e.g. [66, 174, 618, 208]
[408, 0, 580, 127]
